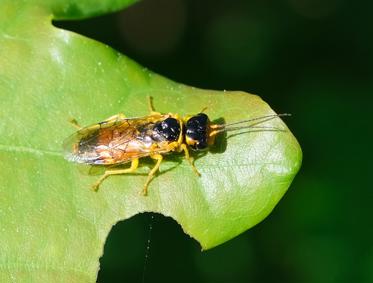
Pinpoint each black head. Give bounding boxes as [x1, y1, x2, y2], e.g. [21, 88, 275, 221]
[153, 117, 181, 141]
[185, 113, 210, 151]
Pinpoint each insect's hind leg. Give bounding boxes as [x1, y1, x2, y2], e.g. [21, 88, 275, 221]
[92, 158, 139, 191]
[142, 154, 163, 196]
[68, 113, 126, 130]
[69, 118, 82, 129]
[102, 113, 126, 123]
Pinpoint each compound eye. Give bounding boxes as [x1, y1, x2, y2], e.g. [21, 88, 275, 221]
[195, 140, 208, 150]
[186, 113, 208, 129]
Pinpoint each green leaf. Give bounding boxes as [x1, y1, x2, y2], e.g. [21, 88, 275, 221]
[0, 0, 302, 282]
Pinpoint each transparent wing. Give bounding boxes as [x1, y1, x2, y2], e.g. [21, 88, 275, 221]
[63, 114, 171, 165]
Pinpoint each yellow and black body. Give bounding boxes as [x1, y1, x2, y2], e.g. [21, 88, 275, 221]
[64, 97, 287, 195]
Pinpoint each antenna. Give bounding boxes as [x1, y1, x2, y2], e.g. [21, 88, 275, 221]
[209, 113, 290, 136]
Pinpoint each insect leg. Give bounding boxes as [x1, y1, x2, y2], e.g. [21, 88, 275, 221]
[68, 118, 82, 129]
[92, 158, 139, 191]
[142, 154, 163, 196]
[102, 113, 126, 123]
[199, 106, 208, 113]
[180, 144, 201, 176]
[147, 96, 162, 115]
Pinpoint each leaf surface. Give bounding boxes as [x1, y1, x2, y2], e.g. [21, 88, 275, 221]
[0, 0, 302, 282]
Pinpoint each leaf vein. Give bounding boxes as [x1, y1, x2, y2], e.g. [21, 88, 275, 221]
[0, 144, 63, 158]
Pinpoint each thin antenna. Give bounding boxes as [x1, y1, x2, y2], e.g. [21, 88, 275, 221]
[209, 113, 290, 136]
[223, 125, 285, 131]
[212, 113, 291, 129]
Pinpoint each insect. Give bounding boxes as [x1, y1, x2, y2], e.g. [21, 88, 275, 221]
[63, 97, 288, 195]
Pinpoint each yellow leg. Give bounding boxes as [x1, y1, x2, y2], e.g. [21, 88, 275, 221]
[147, 96, 162, 115]
[142, 154, 163, 196]
[69, 118, 82, 129]
[180, 144, 201, 176]
[97, 113, 127, 129]
[200, 106, 208, 113]
[69, 113, 126, 130]
[92, 158, 139, 191]
[147, 96, 156, 112]
[102, 113, 126, 123]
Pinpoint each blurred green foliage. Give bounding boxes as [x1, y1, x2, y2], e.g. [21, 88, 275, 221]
[56, 0, 373, 282]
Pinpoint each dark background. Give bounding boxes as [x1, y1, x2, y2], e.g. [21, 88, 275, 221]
[56, 0, 373, 282]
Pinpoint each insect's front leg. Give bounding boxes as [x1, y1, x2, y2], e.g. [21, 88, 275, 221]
[180, 144, 201, 176]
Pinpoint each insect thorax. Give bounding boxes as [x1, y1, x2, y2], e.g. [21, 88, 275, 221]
[145, 117, 181, 143]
